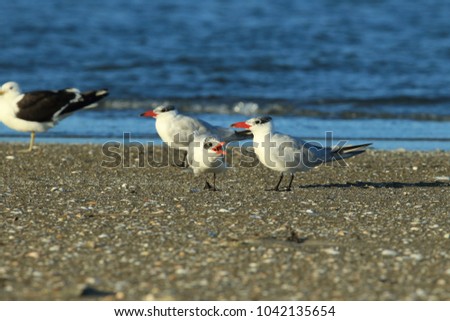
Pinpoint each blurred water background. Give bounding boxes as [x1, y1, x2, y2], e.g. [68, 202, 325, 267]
[0, 0, 449, 150]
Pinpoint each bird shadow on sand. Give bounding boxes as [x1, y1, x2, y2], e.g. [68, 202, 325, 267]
[299, 181, 450, 189]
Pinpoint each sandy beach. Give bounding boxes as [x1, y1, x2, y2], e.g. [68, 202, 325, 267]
[0, 143, 449, 300]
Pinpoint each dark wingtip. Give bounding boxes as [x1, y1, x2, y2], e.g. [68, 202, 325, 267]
[338, 143, 372, 154]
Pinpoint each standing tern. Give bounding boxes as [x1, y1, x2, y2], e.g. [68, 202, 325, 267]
[187, 133, 227, 191]
[0, 81, 108, 152]
[231, 116, 371, 191]
[140, 105, 251, 167]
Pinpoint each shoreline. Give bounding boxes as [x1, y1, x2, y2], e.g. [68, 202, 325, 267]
[1, 139, 449, 153]
[1, 144, 449, 300]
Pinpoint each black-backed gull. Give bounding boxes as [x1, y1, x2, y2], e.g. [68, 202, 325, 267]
[0, 81, 108, 152]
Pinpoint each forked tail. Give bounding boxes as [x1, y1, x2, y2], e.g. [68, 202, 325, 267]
[329, 143, 372, 161]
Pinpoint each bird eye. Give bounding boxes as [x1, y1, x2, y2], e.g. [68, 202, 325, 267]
[204, 142, 213, 149]
[255, 120, 261, 124]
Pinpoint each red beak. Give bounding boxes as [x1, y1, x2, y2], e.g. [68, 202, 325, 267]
[231, 121, 251, 129]
[211, 142, 226, 155]
[140, 110, 157, 118]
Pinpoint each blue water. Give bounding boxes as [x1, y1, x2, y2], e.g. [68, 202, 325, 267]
[1, 0, 449, 149]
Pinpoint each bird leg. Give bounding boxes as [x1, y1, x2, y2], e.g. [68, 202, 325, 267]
[286, 173, 295, 191]
[173, 150, 188, 168]
[203, 179, 213, 190]
[29, 131, 35, 151]
[204, 173, 220, 191]
[212, 173, 220, 191]
[19, 131, 35, 153]
[266, 173, 284, 191]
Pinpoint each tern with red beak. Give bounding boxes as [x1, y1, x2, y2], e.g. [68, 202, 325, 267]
[141, 105, 251, 167]
[187, 133, 227, 191]
[231, 116, 371, 191]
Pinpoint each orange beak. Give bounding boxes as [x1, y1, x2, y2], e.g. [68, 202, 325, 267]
[211, 142, 226, 155]
[140, 110, 157, 118]
[231, 121, 251, 129]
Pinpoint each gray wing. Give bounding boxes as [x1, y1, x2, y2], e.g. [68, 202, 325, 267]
[175, 115, 252, 143]
[272, 133, 327, 169]
[170, 115, 211, 147]
[195, 118, 252, 142]
[279, 134, 371, 167]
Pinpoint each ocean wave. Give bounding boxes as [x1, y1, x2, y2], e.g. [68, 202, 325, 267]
[99, 96, 450, 121]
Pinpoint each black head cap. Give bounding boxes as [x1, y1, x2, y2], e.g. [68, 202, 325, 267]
[255, 116, 272, 125]
[161, 105, 176, 112]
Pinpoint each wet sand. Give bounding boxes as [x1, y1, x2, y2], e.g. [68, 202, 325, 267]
[0, 143, 449, 300]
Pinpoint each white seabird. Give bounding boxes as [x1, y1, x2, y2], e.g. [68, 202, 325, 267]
[232, 116, 372, 191]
